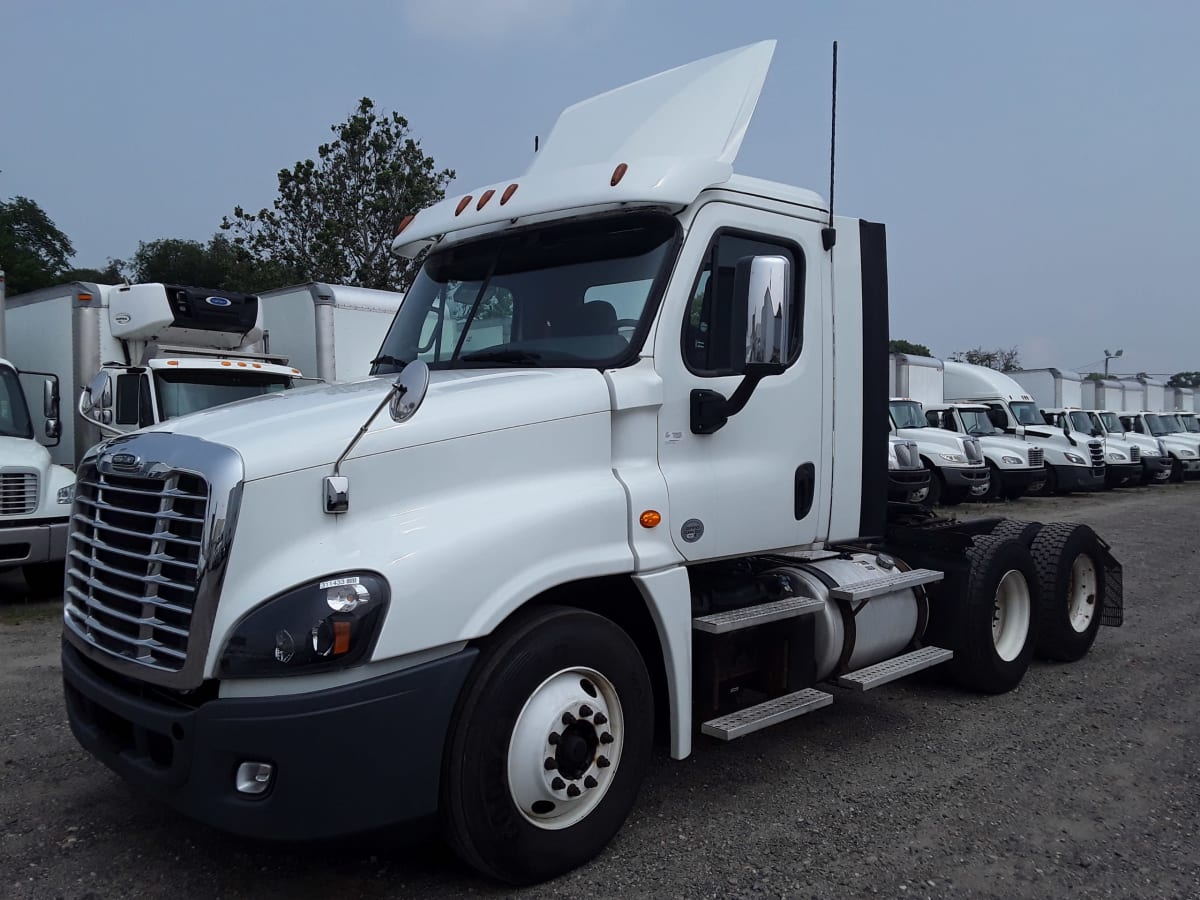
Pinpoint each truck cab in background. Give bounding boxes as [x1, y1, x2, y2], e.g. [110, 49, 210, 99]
[943, 360, 1105, 495]
[1118, 411, 1200, 482]
[921, 403, 1045, 501]
[1085, 408, 1169, 485]
[0, 357, 76, 595]
[1040, 408, 1142, 489]
[887, 436, 931, 504]
[888, 398, 989, 504]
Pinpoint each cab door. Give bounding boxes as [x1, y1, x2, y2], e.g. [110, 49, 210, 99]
[653, 201, 829, 561]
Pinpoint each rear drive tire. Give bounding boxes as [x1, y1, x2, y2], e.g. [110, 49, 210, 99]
[988, 520, 1043, 547]
[1029, 523, 1107, 662]
[440, 605, 653, 884]
[948, 535, 1039, 694]
[23, 562, 65, 599]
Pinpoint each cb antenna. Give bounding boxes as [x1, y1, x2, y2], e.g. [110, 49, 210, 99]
[821, 40, 838, 252]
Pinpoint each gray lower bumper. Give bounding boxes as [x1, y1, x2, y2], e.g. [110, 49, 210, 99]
[0, 519, 69, 566]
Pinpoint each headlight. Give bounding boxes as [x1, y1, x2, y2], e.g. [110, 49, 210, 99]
[56, 484, 75, 504]
[218, 572, 389, 678]
[1142, 448, 1160, 457]
[1108, 452, 1127, 462]
[1001, 455, 1023, 465]
[1181, 450, 1196, 458]
[938, 453, 966, 463]
[1064, 452, 1085, 464]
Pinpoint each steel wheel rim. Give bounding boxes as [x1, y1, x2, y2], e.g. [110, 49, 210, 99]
[1067, 554, 1098, 633]
[992, 569, 1031, 662]
[507, 667, 623, 830]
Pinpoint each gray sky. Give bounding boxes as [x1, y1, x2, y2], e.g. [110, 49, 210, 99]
[5, 1, 1198, 375]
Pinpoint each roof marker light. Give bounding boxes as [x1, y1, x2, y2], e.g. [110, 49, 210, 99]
[167, 360, 179, 366]
[476, 189, 495, 210]
[395, 214, 415, 235]
[500, 183, 519, 205]
[78, 292, 94, 302]
[610, 163, 628, 186]
[455, 196, 473, 215]
[221, 360, 232, 367]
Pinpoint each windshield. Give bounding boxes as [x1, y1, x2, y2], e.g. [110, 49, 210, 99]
[958, 409, 997, 435]
[372, 213, 680, 374]
[1009, 401, 1043, 426]
[1143, 414, 1169, 436]
[1099, 412, 1124, 434]
[1182, 416, 1200, 434]
[890, 400, 927, 429]
[1158, 413, 1184, 433]
[0, 367, 34, 439]
[154, 370, 292, 419]
[1069, 411, 1096, 434]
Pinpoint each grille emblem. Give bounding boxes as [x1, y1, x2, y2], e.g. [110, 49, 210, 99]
[110, 452, 140, 470]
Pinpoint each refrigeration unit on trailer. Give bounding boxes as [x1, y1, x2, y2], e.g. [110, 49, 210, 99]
[942, 360, 1105, 494]
[256, 282, 405, 382]
[59, 42, 1125, 885]
[4, 282, 302, 466]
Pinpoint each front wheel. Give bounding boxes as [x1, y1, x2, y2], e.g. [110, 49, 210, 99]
[1170, 457, 1184, 483]
[440, 606, 653, 884]
[982, 463, 1003, 502]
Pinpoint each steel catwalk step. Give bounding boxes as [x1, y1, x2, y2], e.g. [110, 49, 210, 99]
[692, 595, 826, 634]
[829, 567, 944, 603]
[834, 646, 954, 692]
[700, 689, 833, 741]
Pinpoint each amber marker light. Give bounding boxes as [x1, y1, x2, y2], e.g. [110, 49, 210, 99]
[166, 360, 179, 366]
[333, 621, 352, 655]
[477, 189, 495, 210]
[455, 195, 473, 215]
[639, 510, 662, 528]
[78, 292, 93, 302]
[500, 183, 519, 205]
[610, 162, 628, 186]
[395, 214, 415, 235]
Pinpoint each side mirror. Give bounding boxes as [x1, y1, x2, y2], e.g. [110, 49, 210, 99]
[83, 371, 112, 414]
[738, 255, 792, 368]
[388, 360, 431, 423]
[45, 418, 61, 440]
[43, 378, 60, 420]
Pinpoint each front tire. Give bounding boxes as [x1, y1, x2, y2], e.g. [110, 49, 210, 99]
[440, 606, 653, 884]
[982, 463, 1003, 502]
[1030, 523, 1106, 662]
[948, 535, 1039, 694]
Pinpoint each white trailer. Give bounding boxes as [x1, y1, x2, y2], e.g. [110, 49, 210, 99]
[59, 42, 1125, 884]
[1168, 386, 1194, 411]
[1010, 368, 1084, 409]
[256, 282, 404, 382]
[1081, 378, 1125, 411]
[5, 282, 302, 466]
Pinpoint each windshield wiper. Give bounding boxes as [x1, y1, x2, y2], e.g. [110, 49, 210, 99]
[370, 354, 409, 370]
[459, 349, 544, 365]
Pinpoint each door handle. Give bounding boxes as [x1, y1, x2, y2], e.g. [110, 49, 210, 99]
[795, 463, 815, 520]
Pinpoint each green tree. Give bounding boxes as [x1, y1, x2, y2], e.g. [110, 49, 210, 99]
[223, 98, 454, 291]
[1168, 371, 1200, 388]
[123, 234, 298, 292]
[889, 339, 933, 357]
[950, 345, 1021, 372]
[0, 196, 75, 293]
[61, 259, 127, 284]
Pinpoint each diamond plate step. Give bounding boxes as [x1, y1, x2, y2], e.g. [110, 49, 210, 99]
[692, 595, 825, 634]
[700, 689, 833, 741]
[829, 567, 944, 603]
[834, 646, 953, 692]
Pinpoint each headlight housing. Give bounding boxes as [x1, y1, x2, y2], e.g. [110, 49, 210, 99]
[1108, 452, 1127, 462]
[1001, 455, 1023, 465]
[938, 453, 966, 463]
[1180, 449, 1196, 458]
[1142, 448, 1160, 457]
[1064, 452, 1085, 464]
[56, 484, 75, 504]
[218, 572, 389, 678]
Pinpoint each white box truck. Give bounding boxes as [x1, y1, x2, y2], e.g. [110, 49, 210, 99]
[891, 354, 1045, 501]
[1118, 375, 1167, 412]
[1168, 386, 1195, 412]
[942, 361, 1106, 494]
[256, 282, 405, 382]
[5, 282, 303, 466]
[58, 43, 1125, 884]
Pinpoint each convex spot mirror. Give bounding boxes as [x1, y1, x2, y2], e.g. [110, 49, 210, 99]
[43, 378, 60, 420]
[737, 255, 792, 370]
[388, 360, 430, 423]
[84, 372, 112, 414]
[45, 418, 61, 440]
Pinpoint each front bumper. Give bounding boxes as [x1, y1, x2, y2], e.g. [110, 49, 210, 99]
[995, 466, 1046, 495]
[0, 516, 68, 566]
[1054, 464, 1106, 493]
[939, 464, 991, 495]
[888, 468, 931, 502]
[1180, 458, 1200, 475]
[1104, 462, 1142, 488]
[1141, 457, 1172, 483]
[63, 641, 478, 840]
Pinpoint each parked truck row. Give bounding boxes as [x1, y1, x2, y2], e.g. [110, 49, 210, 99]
[51, 43, 1131, 884]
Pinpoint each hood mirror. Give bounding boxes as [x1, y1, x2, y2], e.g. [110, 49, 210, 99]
[388, 360, 430, 423]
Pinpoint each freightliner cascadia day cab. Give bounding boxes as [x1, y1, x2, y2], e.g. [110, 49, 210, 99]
[255, 282, 406, 382]
[1082, 379, 1170, 485]
[59, 44, 1125, 884]
[0, 356, 76, 595]
[942, 360, 1105, 495]
[4, 282, 303, 467]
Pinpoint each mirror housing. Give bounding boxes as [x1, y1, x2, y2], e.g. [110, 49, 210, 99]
[44, 417, 61, 441]
[43, 378, 60, 420]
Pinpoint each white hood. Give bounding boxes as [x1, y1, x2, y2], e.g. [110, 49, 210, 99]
[143, 369, 613, 482]
[0, 434, 53, 472]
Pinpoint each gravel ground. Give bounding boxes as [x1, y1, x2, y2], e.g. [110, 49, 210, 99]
[2, 484, 1198, 899]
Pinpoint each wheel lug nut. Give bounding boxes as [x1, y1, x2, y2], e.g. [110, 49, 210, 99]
[567, 784, 581, 798]
[593, 713, 608, 726]
[600, 732, 614, 744]
[544, 758, 557, 770]
[584, 776, 598, 789]
[561, 712, 576, 726]
[551, 777, 565, 791]
[548, 731, 560, 745]
[579, 704, 593, 718]
[597, 755, 610, 768]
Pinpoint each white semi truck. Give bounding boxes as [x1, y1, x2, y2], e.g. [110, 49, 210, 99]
[58, 43, 1124, 884]
[943, 361, 1106, 494]
[891, 353, 1044, 501]
[1117, 411, 1200, 482]
[1081, 379, 1170, 485]
[4, 282, 302, 466]
[255, 282, 405, 382]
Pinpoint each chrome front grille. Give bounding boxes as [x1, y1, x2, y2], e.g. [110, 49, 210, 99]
[1129, 446, 1141, 463]
[963, 438, 984, 464]
[1088, 440, 1105, 467]
[1027, 448, 1045, 468]
[0, 471, 38, 515]
[895, 440, 919, 470]
[64, 464, 209, 672]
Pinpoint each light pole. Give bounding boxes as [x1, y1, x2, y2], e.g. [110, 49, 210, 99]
[1103, 348, 1123, 377]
